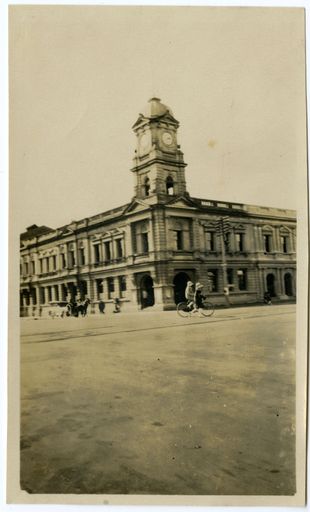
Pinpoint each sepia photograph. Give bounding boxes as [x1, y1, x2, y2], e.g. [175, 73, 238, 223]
[7, 4, 308, 507]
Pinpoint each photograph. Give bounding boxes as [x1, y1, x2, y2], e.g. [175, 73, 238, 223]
[8, 4, 307, 506]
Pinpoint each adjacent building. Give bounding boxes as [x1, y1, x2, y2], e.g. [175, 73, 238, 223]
[20, 98, 296, 316]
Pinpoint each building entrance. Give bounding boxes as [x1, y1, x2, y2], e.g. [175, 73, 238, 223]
[284, 273, 293, 296]
[266, 273, 276, 297]
[173, 272, 191, 304]
[140, 275, 155, 309]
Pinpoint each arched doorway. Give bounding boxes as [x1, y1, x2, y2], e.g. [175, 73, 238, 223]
[284, 273, 293, 296]
[266, 273, 276, 297]
[140, 275, 154, 309]
[173, 272, 191, 304]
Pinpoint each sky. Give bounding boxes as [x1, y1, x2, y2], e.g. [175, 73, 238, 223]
[9, 6, 307, 233]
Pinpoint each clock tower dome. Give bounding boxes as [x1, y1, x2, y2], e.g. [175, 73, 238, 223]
[131, 98, 187, 200]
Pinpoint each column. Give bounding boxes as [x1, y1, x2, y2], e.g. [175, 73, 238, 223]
[114, 275, 121, 299]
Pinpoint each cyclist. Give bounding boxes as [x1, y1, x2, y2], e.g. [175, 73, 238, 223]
[193, 282, 206, 315]
[185, 281, 195, 311]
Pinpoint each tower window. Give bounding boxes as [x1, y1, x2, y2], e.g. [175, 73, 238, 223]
[144, 177, 150, 196]
[166, 176, 174, 195]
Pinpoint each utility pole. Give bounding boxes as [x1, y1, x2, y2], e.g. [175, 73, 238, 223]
[216, 216, 231, 307]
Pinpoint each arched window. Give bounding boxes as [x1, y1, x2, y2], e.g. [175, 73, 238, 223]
[166, 176, 174, 195]
[144, 177, 150, 196]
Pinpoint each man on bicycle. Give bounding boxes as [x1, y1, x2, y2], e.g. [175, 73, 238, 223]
[193, 282, 206, 314]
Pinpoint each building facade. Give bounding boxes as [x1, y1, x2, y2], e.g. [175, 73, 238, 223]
[20, 98, 296, 316]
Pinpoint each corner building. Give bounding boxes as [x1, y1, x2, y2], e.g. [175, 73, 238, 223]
[20, 98, 296, 315]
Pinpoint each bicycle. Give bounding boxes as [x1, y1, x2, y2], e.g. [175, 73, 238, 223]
[177, 300, 215, 318]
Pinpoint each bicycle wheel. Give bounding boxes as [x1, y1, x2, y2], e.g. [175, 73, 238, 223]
[177, 302, 190, 318]
[200, 301, 215, 317]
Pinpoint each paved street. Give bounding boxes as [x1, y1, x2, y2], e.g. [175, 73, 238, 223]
[20, 304, 296, 496]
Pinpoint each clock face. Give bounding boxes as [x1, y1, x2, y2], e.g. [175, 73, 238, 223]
[162, 131, 173, 146]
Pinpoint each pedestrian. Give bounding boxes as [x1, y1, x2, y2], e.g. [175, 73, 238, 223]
[99, 300, 105, 314]
[113, 297, 121, 313]
[264, 291, 272, 305]
[185, 281, 195, 311]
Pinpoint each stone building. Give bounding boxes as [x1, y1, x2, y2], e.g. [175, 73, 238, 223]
[20, 98, 296, 316]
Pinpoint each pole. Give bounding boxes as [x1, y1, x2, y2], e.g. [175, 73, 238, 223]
[219, 217, 231, 307]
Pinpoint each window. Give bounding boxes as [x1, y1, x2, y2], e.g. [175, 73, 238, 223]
[141, 232, 149, 253]
[207, 270, 218, 292]
[54, 286, 59, 301]
[166, 176, 174, 195]
[173, 230, 183, 250]
[107, 277, 114, 299]
[144, 177, 150, 196]
[227, 268, 234, 286]
[46, 258, 49, 272]
[104, 241, 111, 261]
[39, 259, 43, 274]
[205, 231, 215, 252]
[263, 234, 272, 253]
[40, 288, 45, 304]
[96, 279, 103, 297]
[132, 221, 149, 254]
[115, 239, 123, 259]
[280, 236, 288, 253]
[119, 276, 127, 297]
[235, 233, 244, 252]
[94, 244, 101, 263]
[79, 248, 85, 266]
[47, 286, 52, 302]
[61, 253, 66, 269]
[237, 269, 247, 290]
[68, 249, 75, 268]
[52, 255, 57, 270]
[24, 262, 28, 275]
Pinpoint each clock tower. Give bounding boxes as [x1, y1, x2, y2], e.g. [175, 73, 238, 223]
[131, 98, 187, 200]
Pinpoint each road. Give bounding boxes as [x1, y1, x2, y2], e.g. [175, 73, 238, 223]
[20, 304, 296, 496]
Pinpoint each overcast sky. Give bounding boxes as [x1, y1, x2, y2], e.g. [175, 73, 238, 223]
[10, 6, 307, 233]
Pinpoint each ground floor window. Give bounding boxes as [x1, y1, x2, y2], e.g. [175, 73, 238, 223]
[208, 269, 218, 292]
[107, 277, 114, 299]
[119, 276, 127, 298]
[227, 268, 234, 286]
[96, 279, 103, 298]
[237, 269, 247, 290]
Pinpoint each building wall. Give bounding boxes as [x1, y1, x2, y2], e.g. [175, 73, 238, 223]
[20, 201, 296, 316]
